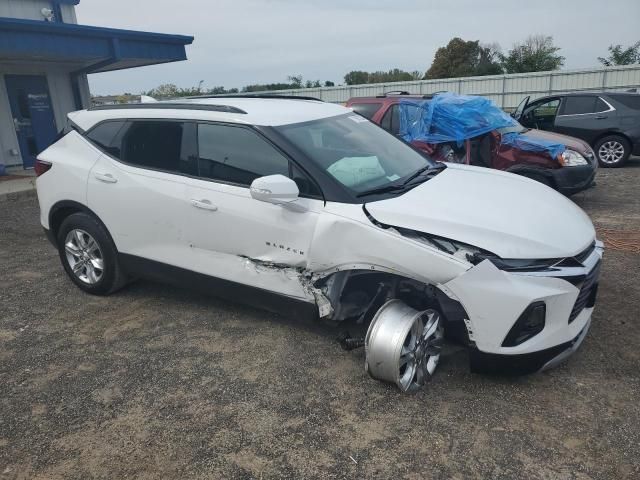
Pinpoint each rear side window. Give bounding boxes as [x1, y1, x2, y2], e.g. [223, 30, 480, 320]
[350, 103, 382, 120]
[562, 96, 597, 115]
[119, 121, 196, 175]
[197, 123, 289, 186]
[86, 121, 127, 158]
[609, 94, 640, 110]
[380, 105, 400, 135]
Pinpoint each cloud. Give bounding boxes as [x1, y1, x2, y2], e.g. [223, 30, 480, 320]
[78, 0, 640, 95]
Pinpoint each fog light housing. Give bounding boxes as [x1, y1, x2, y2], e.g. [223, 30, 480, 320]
[502, 301, 546, 347]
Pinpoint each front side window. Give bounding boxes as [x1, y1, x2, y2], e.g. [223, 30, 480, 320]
[351, 103, 382, 120]
[276, 114, 436, 195]
[119, 121, 195, 175]
[197, 123, 290, 186]
[562, 96, 597, 115]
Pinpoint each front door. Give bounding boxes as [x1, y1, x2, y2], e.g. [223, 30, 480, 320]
[5, 75, 58, 169]
[183, 122, 323, 300]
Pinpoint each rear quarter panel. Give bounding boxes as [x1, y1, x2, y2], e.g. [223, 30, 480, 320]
[36, 131, 102, 229]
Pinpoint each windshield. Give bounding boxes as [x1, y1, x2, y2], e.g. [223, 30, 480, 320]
[276, 114, 436, 194]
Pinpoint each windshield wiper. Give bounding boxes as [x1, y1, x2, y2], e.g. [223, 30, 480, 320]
[402, 163, 446, 185]
[356, 183, 408, 198]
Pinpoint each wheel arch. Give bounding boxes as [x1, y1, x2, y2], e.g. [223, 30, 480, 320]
[315, 268, 471, 345]
[48, 201, 117, 250]
[590, 131, 633, 150]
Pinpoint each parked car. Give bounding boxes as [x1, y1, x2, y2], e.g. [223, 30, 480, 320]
[346, 92, 598, 195]
[512, 91, 640, 167]
[36, 96, 602, 392]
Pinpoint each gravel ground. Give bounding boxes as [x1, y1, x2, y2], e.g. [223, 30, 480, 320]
[1, 163, 639, 479]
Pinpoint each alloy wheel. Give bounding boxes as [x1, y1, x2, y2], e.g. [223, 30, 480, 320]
[598, 140, 625, 165]
[64, 229, 104, 284]
[365, 300, 444, 392]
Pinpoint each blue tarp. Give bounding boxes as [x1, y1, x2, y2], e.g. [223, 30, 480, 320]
[398, 92, 566, 159]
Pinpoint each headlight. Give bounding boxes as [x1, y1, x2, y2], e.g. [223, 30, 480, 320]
[559, 150, 588, 166]
[467, 253, 561, 272]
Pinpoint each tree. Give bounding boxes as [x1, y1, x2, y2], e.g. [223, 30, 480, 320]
[144, 83, 180, 98]
[598, 41, 640, 66]
[287, 75, 303, 88]
[424, 38, 503, 79]
[344, 71, 370, 85]
[344, 68, 424, 85]
[324, 80, 335, 87]
[501, 35, 564, 74]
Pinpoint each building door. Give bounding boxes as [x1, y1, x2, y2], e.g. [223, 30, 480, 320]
[5, 75, 58, 169]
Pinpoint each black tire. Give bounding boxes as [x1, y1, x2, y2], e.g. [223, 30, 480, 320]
[56, 212, 128, 295]
[594, 135, 630, 168]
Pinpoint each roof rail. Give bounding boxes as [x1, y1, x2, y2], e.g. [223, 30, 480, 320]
[187, 94, 323, 102]
[373, 90, 448, 99]
[88, 103, 247, 114]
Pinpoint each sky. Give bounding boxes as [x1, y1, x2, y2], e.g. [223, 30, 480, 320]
[77, 0, 640, 95]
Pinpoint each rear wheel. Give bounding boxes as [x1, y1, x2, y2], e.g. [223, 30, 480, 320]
[57, 213, 127, 295]
[595, 135, 630, 167]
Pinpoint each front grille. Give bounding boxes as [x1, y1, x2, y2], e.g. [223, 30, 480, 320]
[568, 260, 601, 323]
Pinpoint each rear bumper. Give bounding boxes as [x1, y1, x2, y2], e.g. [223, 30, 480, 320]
[550, 164, 596, 195]
[469, 316, 591, 375]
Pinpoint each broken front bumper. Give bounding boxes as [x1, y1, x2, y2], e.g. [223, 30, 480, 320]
[468, 316, 592, 375]
[443, 242, 603, 372]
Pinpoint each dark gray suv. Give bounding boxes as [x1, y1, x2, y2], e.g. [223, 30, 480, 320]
[513, 92, 640, 167]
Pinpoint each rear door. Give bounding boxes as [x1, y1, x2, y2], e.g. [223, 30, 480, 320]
[181, 122, 324, 299]
[86, 119, 196, 266]
[554, 95, 617, 144]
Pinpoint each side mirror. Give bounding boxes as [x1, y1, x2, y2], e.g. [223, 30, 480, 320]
[250, 174, 299, 205]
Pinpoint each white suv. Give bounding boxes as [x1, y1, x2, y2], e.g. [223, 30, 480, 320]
[36, 96, 603, 392]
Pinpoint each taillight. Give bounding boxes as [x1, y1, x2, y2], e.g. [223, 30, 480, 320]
[34, 159, 52, 177]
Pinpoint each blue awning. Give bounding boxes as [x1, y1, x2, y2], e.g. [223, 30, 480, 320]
[0, 17, 193, 73]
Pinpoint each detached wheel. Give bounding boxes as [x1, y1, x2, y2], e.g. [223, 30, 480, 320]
[365, 300, 444, 393]
[57, 213, 127, 295]
[595, 135, 630, 167]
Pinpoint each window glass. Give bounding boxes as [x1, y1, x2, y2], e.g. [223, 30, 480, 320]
[276, 114, 435, 195]
[595, 98, 610, 112]
[562, 96, 597, 115]
[380, 105, 400, 134]
[86, 121, 127, 158]
[531, 98, 560, 116]
[609, 94, 640, 110]
[350, 103, 382, 120]
[120, 121, 194, 175]
[197, 124, 289, 185]
[291, 163, 322, 198]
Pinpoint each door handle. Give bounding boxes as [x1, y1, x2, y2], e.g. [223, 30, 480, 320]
[595, 115, 607, 120]
[94, 172, 117, 183]
[190, 198, 218, 211]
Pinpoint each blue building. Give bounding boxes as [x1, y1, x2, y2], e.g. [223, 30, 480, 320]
[0, 0, 193, 170]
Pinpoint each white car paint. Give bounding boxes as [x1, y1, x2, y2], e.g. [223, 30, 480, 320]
[37, 98, 602, 370]
[366, 162, 595, 259]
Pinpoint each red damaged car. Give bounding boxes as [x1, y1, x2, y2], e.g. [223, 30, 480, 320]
[346, 92, 597, 195]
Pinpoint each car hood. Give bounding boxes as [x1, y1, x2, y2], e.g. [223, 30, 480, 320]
[520, 128, 591, 154]
[365, 164, 595, 259]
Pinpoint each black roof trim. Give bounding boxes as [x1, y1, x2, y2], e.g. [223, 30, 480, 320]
[88, 103, 248, 114]
[186, 94, 323, 102]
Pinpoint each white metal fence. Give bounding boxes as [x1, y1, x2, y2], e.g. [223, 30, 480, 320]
[248, 65, 640, 110]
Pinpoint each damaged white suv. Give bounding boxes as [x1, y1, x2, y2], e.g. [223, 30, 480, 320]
[36, 96, 603, 392]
